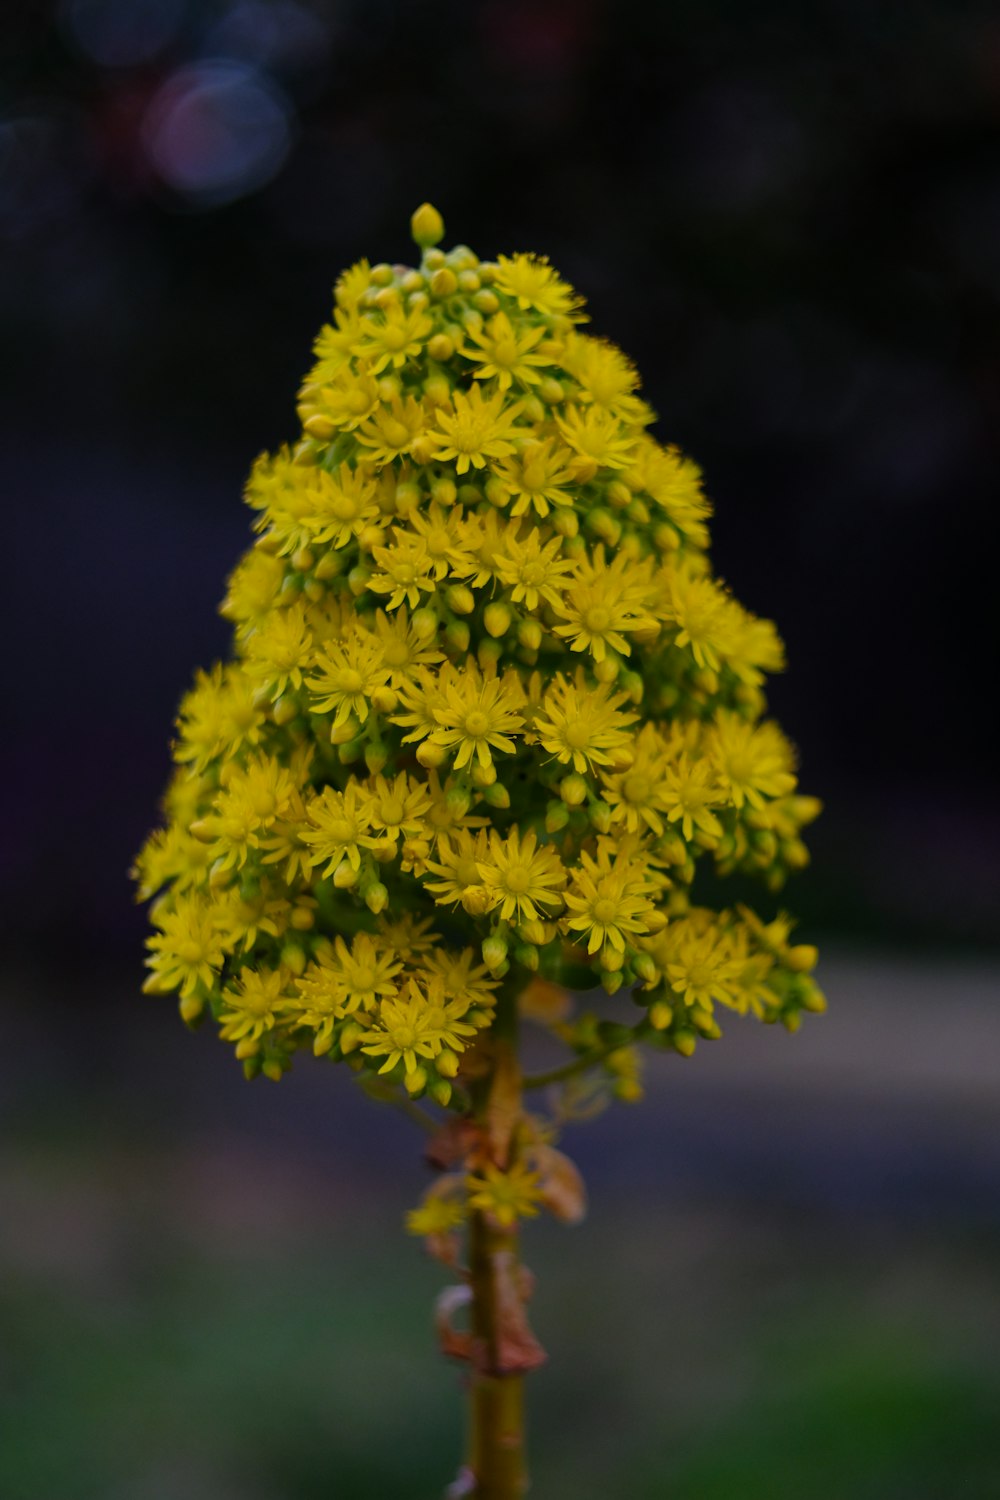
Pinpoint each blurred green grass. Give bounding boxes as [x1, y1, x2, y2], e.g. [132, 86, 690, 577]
[3, 1136, 1000, 1500]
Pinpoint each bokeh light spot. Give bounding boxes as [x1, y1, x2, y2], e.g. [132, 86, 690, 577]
[142, 61, 294, 207]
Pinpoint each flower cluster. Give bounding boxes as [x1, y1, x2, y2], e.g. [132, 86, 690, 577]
[134, 204, 823, 1224]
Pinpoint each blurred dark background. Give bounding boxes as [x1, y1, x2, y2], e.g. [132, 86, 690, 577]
[2, 2, 999, 1497]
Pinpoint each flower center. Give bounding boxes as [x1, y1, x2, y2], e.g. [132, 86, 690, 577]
[592, 898, 618, 925]
[624, 773, 651, 804]
[564, 718, 591, 749]
[584, 604, 610, 631]
[464, 710, 489, 736]
[504, 866, 531, 893]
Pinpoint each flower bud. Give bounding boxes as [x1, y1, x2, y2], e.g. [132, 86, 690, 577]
[431, 476, 457, 505]
[411, 606, 438, 640]
[436, 1049, 460, 1078]
[446, 619, 470, 653]
[370, 686, 398, 714]
[633, 953, 658, 985]
[484, 602, 512, 637]
[517, 618, 542, 650]
[673, 1029, 697, 1057]
[333, 860, 359, 888]
[411, 202, 445, 247]
[462, 885, 493, 916]
[446, 584, 475, 615]
[313, 549, 344, 580]
[428, 333, 454, 361]
[787, 944, 819, 973]
[365, 882, 389, 915]
[416, 740, 447, 769]
[649, 1001, 673, 1031]
[513, 943, 540, 971]
[560, 774, 588, 807]
[340, 1021, 364, 1054]
[478, 639, 502, 670]
[280, 943, 307, 976]
[552, 508, 579, 537]
[330, 716, 361, 745]
[180, 994, 205, 1025]
[430, 267, 458, 298]
[483, 782, 510, 809]
[428, 1077, 453, 1107]
[589, 800, 613, 833]
[404, 1065, 428, 1096]
[235, 1036, 259, 1059]
[471, 760, 497, 787]
[482, 935, 508, 972]
[546, 801, 570, 833]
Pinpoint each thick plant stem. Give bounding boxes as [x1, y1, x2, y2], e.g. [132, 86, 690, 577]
[464, 982, 531, 1499]
[467, 1210, 527, 1499]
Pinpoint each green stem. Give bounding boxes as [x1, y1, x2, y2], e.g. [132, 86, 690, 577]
[465, 981, 529, 1499]
[521, 1040, 619, 1091]
[467, 1211, 527, 1500]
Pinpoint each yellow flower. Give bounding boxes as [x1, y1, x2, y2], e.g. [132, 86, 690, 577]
[531, 672, 636, 774]
[665, 566, 737, 672]
[461, 310, 553, 389]
[423, 828, 493, 908]
[600, 723, 674, 836]
[405, 502, 474, 579]
[144, 893, 230, 997]
[494, 527, 575, 611]
[299, 365, 381, 436]
[137, 206, 819, 1119]
[220, 547, 286, 633]
[306, 629, 390, 725]
[361, 979, 448, 1075]
[624, 439, 712, 548]
[493, 438, 576, 517]
[562, 847, 657, 954]
[663, 920, 742, 1013]
[430, 385, 523, 474]
[493, 253, 586, 320]
[242, 601, 314, 699]
[561, 332, 645, 419]
[429, 667, 525, 770]
[466, 1160, 543, 1228]
[659, 755, 725, 842]
[477, 827, 566, 923]
[219, 965, 296, 1043]
[359, 771, 433, 845]
[368, 531, 438, 610]
[406, 1195, 467, 1237]
[356, 395, 430, 466]
[300, 783, 378, 874]
[555, 405, 636, 472]
[304, 464, 381, 548]
[310, 301, 364, 380]
[174, 664, 265, 772]
[376, 912, 438, 954]
[708, 713, 797, 810]
[370, 607, 444, 685]
[551, 567, 636, 661]
[353, 302, 433, 373]
[419, 948, 500, 1013]
[297, 932, 402, 1025]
